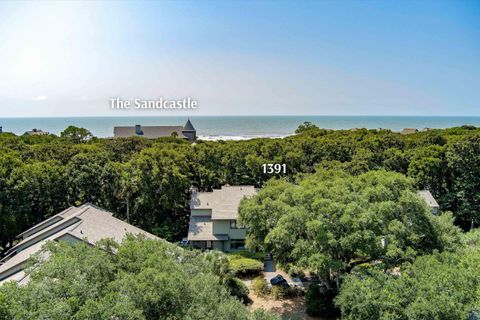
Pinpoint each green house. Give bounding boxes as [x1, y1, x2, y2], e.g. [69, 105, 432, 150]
[187, 185, 257, 251]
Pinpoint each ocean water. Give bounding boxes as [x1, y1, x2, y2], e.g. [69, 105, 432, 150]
[0, 116, 479, 140]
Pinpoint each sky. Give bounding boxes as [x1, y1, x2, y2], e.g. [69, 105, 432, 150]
[0, 0, 478, 117]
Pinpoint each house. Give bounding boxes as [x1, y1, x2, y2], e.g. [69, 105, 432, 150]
[113, 119, 196, 142]
[0, 203, 157, 285]
[401, 128, 419, 135]
[24, 128, 49, 136]
[187, 186, 257, 251]
[417, 190, 440, 215]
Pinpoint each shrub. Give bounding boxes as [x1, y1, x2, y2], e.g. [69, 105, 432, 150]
[271, 286, 288, 300]
[228, 255, 263, 276]
[229, 250, 264, 260]
[270, 285, 303, 300]
[252, 276, 271, 296]
[225, 277, 250, 304]
[305, 282, 339, 317]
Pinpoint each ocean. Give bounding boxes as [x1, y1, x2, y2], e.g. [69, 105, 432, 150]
[1, 116, 479, 140]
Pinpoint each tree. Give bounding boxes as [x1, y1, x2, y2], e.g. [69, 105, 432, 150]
[239, 170, 460, 290]
[60, 126, 94, 143]
[0, 236, 278, 320]
[295, 122, 320, 134]
[445, 134, 480, 229]
[336, 239, 480, 320]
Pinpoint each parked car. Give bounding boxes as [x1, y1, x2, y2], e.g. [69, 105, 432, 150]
[270, 274, 289, 288]
[179, 238, 189, 246]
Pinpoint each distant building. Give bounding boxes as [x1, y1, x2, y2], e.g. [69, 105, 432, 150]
[417, 190, 440, 215]
[24, 128, 49, 136]
[113, 119, 196, 142]
[187, 186, 257, 251]
[0, 203, 157, 285]
[401, 128, 419, 135]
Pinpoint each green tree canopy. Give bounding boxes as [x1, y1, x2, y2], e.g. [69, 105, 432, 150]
[336, 230, 480, 320]
[0, 236, 278, 320]
[60, 126, 94, 143]
[239, 170, 460, 288]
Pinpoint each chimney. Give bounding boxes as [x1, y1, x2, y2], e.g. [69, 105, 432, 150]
[135, 125, 142, 135]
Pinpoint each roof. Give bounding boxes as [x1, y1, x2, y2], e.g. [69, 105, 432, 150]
[24, 129, 49, 135]
[114, 126, 188, 139]
[401, 128, 419, 135]
[0, 203, 157, 284]
[191, 185, 257, 220]
[417, 190, 439, 208]
[187, 216, 229, 241]
[184, 119, 195, 131]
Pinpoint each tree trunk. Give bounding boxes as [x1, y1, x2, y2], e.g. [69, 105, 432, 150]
[126, 198, 130, 223]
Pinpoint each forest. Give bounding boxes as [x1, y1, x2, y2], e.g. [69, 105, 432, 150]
[0, 123, 479, 318]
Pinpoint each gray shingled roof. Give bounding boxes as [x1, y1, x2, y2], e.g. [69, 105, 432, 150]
[114, 126, 188, 139]
[0, 203, 157, 284]
[191, 186, 257, 220]
[187, 216, 229, 241]
[417, 190, 439, 208]
[184, 119, 195, 131]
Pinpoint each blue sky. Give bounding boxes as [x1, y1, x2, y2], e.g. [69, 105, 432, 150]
[0, 0, 478, 117]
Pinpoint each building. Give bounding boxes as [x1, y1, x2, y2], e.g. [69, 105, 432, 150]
[417, 190, 440, 215]
[24, 128, 49, 136]
[187, 186, 257, 251]
[0, 203, 157, 285]
[401, 128, 419, 135]
[113, 119, 196, 142]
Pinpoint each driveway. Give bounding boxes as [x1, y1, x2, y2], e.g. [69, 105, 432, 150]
[263, 259, 278, 283]
[263, 259, 303, 288]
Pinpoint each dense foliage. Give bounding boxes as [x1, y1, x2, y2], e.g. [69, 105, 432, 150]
[305, 282, 338, 318]
[1, 125, 479, 254]
[0, 235, 276, 320]
[1, 124, 480, 319]
[239, 169, 461, 288]
[336, 230, 480, 319]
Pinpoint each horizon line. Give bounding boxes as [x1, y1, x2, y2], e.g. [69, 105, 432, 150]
[2, 114, 480, 119]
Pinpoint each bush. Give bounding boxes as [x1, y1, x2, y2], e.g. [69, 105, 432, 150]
[270, 285, 303, 300]
[305, 282, 339, 317]
[228, 255, 263, 276]
[225, 277, 250, 304]
[271, 286, 288, 300]
[229, 250, 264, 260]
[252, 276, 271, 296]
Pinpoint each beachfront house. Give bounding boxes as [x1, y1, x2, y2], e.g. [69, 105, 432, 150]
[0, 203, 157, 285]
[401, 128, 419, 135]
[187, 186, 257, 251]
[418, 190, 440, 215]
[113, 119, 196, 142]
[24, 128, 49, 136]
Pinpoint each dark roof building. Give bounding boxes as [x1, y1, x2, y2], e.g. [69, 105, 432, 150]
[24, 128, 49, 136]
[0, 203, 157, 285]
[114, 119, 196, 142]
[401, 128, 419, 135]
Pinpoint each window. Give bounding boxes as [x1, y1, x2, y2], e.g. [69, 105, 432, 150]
[230, 239, 245, 250]
[230, 220, 237, 229]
